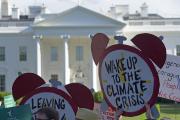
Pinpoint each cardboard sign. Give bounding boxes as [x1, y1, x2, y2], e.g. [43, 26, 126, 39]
[4, 95, 16, 108]
[158, 54, 180, 102]
[94, 102, 116, 120]
[99, 45, 159, 116]
[0, 104, 32, 120]
[101, 107, 115, 120]
[20, 87, 78, 120]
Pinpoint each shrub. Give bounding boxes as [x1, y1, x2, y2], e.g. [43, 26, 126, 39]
[0, 92, 20, 106]
[94, 91, 104, 103]
[0, 92, 11, 101]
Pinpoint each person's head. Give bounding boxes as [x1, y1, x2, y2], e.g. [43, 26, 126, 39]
[35, 107, 59, 120]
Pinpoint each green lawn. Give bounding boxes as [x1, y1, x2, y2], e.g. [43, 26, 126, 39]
[122, 104, 180, 120]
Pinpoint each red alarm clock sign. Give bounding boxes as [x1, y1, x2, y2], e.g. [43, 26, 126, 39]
[13, 73, 94, 120]
[99, 44, 159, 116]
[20, 87, 78, 120]
[91, 33, 166, 117]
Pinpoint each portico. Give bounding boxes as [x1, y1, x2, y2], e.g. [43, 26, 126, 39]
[31, 6, 125, 90]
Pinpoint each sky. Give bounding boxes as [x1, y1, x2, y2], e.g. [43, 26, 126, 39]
[8, 0, 180, 18]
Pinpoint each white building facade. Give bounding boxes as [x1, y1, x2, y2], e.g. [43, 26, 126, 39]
[108, 3, 180, 56]
[122, 3, 180, 56]
[1, 2, 180, 93]
[123, 18, 180, 55]
[0, 6, 125, 92]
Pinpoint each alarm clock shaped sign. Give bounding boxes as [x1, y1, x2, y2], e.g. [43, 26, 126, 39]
[20, 87, 78, 120]
[12, 73, 94, 120]
[91, 33, 166, 116]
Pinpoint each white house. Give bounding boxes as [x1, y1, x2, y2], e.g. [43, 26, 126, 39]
[0, 5, 125, 92]
[108, 3, 180, 55]
[1, 1, 180, 93]
[122, 3, 180, 56]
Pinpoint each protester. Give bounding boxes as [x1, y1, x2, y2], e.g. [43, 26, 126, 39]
[76, 108, 99, 120]
[35, 107, 59, 120]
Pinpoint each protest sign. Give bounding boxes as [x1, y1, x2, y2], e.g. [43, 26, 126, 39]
[158, 54, 180, 102]
[4, 94, 16, 108]
[13, 73, 94, 120]
[94, 102, 117, 120]
[94, 102, 114, 120]
[0, 104, 32, 120]
[99, 45, 159, 116]
[91, 33, 166, 117]
[101, 107, 115, 120]
[20, 87, 78, 120]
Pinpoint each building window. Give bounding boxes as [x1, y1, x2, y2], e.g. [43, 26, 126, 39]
[176, 45, 180, 56]
[129, 22, 143, 26]
[19, 46, 27, 61]
[173, 21, 180, 25]
[76, 46, 83, 61]
[0, 74, 5, 91]
[51, 74, 58, 80]
[150, 21, 165, 25]
[0, 47, 5, 61]
[51, 47, 58, 61]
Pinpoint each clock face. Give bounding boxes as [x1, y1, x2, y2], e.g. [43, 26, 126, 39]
[99, 44, 159, 116]
[20, 87, 77, 120]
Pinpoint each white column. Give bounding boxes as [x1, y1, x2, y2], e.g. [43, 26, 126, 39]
[33, 35, 43, 76]
[89, 34, 98, 91]
[174, 48, 177, 55]
[92, 59, 98, 91]
[61, 34, 70, 84]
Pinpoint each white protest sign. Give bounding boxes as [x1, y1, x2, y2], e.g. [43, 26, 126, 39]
[20, 87, 77, 120]
[101, 107, 115, 120]
[94, 103, 115, 120]
[4, 95, 16, 108]
[158, 54, 180, 102]
[99, 45, 159, 116]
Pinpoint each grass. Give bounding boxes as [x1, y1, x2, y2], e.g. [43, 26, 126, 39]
[159, 104, 180, 120]
[122, 104, 180, 120]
